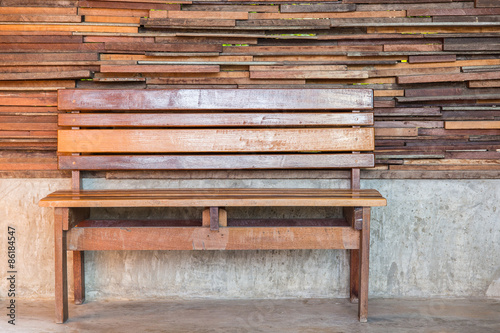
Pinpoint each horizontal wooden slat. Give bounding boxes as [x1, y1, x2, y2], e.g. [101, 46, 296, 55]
[58, 112, 374, 127]
[57, 89, 373, 111]
[39, 188, 387, 207]
[58, 128, 375, 153]
[100, 65, 220, 73]
[445, 121, 500, 129]
[58, 154, 375, 170]
[66, 226, 360, 251]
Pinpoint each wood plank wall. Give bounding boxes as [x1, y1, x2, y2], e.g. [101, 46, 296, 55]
[1, 0, 500, 179]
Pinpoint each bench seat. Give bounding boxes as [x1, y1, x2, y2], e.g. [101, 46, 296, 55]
[39, 188, 386, 208]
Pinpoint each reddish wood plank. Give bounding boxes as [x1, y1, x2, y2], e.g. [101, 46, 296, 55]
[57, 128, 375, 153]
[0, 35, 82, 44]
[0, 7, 77, 15]
[0, 14, 81, 23]
[0, 71, 91, 81]
[58, 89, 373, 111]
[100, 65, 220, 73]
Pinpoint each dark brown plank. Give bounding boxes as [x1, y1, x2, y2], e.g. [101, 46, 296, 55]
[58, 113, 374, 127]
[475, 0, 499, 7]
[408, 55, 456, 63]
[58, 154, 375, 170]
[57, 89, 373, 111]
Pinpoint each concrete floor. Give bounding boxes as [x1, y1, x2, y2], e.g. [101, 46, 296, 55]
[1, 298, 499, 333]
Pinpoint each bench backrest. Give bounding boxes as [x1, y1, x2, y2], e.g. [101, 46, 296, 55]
[57, 89, 374, 187]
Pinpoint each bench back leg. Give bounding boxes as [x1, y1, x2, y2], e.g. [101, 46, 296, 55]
[358, 207, 371, 322]
[73, 251, 85, 305]
[54, 208, 69, 323]
[350, 249, 360, 303]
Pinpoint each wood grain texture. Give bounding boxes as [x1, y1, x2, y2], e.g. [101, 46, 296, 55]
[58, 154, 375, 170]
[58, 113, 374, 127]
[57, 128, 375, 153]
[39, 189, 387, 207]
[66, 225, 361, 251]
[2, 0, 500, 176]
[57, 89, 373, 111]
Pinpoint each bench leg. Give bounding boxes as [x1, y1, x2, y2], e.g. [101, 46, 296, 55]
[54, 208, 68, 323]
[358, 207, 371, 322]
[73, 251, 85, 305]
[350, 249, 359, 303]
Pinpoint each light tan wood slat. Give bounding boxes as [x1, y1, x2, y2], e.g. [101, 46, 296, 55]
[67, 226, 360, 251]
[58, 128, 374, 153]
[39, 189, 387, 207]
[58, 154, 375, 170]
[57, 89, 373, 111]
[58, 113, 374, 127]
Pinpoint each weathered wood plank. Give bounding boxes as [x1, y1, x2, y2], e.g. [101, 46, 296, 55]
[59, 112, 374, 127]
[58, 89, 373, 111]
[104, 42, 222, 52]
[58, 154, 375, 170]
[100, 65, 220, 73]
[66, 226, 361, 251]
[408, 8, 500, 16]
[281, 4, 356, 13]
[408, 55, 456, 63]
[58, 128, 375, 153]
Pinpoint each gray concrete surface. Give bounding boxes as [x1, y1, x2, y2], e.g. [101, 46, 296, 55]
[0, 178, 499, 301]
[0, 298, 499, 332]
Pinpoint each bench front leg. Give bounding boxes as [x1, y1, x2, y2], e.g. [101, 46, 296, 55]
[54, 208, 69, 323]
[358, 207, 371, 322]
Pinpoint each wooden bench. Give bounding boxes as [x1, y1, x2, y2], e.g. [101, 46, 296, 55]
[39, 88, 386, 323]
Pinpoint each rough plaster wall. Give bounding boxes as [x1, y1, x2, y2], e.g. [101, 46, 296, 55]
[0, 178, 499, 300]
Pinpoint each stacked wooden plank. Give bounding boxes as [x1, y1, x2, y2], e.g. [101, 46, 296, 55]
[1, 0, 499, 178]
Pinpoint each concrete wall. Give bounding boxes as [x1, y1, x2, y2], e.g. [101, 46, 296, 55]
[1, 178, 499, 300]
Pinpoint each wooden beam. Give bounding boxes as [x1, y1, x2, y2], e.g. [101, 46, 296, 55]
[66, 225, 361, 251]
